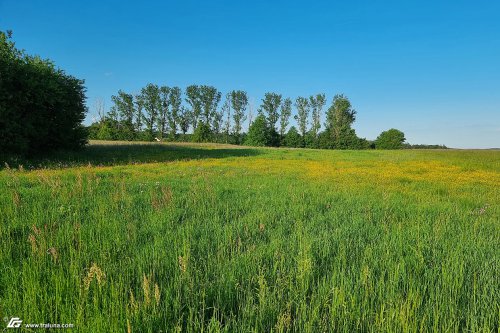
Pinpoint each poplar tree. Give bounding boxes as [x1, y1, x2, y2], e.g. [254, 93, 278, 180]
[140, 83, 161, 140]
[279, 97, 292, 138]
[309, 93, 326, 138]
[294, 96, 310, 139]
[260, 92, 282, 130]
[230, 90, 248, 144]
[185, 85, 202, 129]
[168, 86, 182, 138]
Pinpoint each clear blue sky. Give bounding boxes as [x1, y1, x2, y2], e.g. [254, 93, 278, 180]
[1, 0, 499, 148]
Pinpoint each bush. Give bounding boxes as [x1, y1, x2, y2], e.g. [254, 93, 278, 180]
[375, 128, 406, 149]
[0, 31, 87, 155]
[244, 115, 271, 147]
[283, 127, 303, 148]
[192, 122, 212, 143]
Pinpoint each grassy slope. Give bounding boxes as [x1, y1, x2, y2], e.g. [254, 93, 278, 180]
[0, 141, 499, 332]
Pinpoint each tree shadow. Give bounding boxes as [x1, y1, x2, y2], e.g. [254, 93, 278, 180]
[1, 142, 261, 170]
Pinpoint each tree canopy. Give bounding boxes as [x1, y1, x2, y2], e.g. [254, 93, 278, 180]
[375, 129, 406, 149]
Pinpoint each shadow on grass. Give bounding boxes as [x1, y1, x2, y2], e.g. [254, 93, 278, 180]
[1, 142, 261, 170]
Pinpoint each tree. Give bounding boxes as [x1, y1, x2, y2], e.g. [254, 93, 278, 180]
[134, 94, 144, 135]
[221, 95, 231, 143]
[324, 94, 359, 149]
[212, 109, 224, 139]
[157, 86, 170, 140]
[294, 97, 310, 140]
[279, 98, 292, 139]
[192, 121, 212, 143]
[110, 90, 135, 140]
[0, 30, 87, 154]
[168, 86, 182, 138]
[230, 90, 248, 144]
[178, 106, 191, 135]
[199, 85, 221, 127]
[93, 97, 106, 122]
[375, 129, 406, 149]
[309, 93, 326, 138]
[111, 91, 134, 125]
[244, 114, 271, 147]
[140, 83, 161, 140]
[260, 93, 282, 130]
[283, 126, 302, 148]
[185, 85, 202, 129]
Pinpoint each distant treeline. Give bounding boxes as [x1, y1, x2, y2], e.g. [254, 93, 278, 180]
[90, 85, 440, 149]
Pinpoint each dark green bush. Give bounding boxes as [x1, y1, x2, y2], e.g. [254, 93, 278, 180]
[0, 31, 87, 155]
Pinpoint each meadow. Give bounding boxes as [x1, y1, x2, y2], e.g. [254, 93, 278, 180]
[0, 141, 499, 332]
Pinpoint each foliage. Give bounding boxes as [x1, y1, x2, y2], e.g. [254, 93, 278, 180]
[375, 128, 406, 149]
[140, 83, 161, 140]
[168, 87, 182, 139]
[283, 126, 303, 147]
[259, 92, 282, 130]
[244, 114, 271, 146]
[92, 84, 444, 150]
[279, 98, 292, 138]
[110, 90, 135, 137]
[294, 97, 310, 138]
[192, 121, 212, 143]
[322, 95, 363, 149]
[221, 95, 231, 143]
[309, 93, 326, 138]
[178, 106, 191, 135]
[157, 86, 170, 139]
[0, 30, 87, 155]
[185, 85, 202, 128]
[199, 85, 221, 126]
[230, 90, 248, 143]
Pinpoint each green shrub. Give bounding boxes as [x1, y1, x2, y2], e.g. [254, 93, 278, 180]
[0, 31, 87, 155]
[375, 128, 406, 149]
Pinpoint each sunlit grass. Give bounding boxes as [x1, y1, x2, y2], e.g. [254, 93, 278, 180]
[0, 141, 498, 332]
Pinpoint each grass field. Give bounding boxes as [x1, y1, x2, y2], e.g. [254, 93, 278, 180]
[1, 141, 499, 332]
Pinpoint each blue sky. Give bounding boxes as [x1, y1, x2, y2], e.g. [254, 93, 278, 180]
[1, 0, 499, 148]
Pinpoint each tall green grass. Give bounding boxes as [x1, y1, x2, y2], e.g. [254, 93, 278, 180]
[0, 142, 498, 332]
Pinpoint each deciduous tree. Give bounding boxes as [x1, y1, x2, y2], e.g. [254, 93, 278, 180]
[279, 98, 292, 138]
[140, 83, 161, 140]
[168, 87, 182, 138]
[260, 93, 282, 131]
[294, 97, 310, 140]
[185, 85, 202, 129]
[199, 85, 221, 126]
[158, 86, 170, 140]
[375, 129, 406, 149]
[309, 93, 326, 138]
[245, 114, 271, 147]
[230, 90, 248, 143]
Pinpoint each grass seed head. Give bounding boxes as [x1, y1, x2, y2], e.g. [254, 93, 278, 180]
[84, 263, 106, 290]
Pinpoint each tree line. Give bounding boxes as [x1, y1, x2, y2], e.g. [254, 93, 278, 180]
[89, 85, 415, 149]
[0, 30, 445, 156]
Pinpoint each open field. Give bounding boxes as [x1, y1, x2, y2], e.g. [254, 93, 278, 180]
[0, 141, 499, 332]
